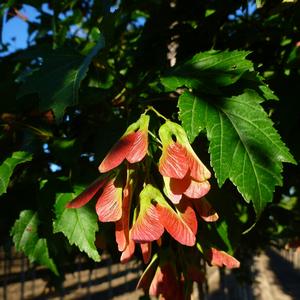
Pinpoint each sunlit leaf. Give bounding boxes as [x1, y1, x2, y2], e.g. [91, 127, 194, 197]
[53, 191, 100, 262]
[0, 151, 32, 196]
[178, 90, 295, 214]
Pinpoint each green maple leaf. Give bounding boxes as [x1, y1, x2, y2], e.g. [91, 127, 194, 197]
[18, 37, 105, 120]
[11, 210, 58, 275]
[161, 50, 253, 93]
[53, 191, 100, 262]
[178, 90, 295, 214]
[0, 151, 32, 196]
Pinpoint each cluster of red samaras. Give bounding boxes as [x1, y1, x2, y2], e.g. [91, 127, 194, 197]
[67, 114, 240, 298]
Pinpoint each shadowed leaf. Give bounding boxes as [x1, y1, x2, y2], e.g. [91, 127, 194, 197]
[162, 50, 252, 93]
[11, 210, 58, 275]
[18, 37, 105, 120]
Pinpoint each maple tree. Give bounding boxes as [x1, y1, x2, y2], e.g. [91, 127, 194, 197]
[1, 0, 300, 298]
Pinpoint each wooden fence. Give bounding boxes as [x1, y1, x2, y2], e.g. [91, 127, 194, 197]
[1, 246, 300, 299]
[0, 246, 143, 300]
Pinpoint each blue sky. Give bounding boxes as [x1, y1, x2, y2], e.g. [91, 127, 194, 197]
[0, 5, 40, 56]
[1, 2, 256, 56]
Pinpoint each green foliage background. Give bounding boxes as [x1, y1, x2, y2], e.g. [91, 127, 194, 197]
[0, 0, 299, 285]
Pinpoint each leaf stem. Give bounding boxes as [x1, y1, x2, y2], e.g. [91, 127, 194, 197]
[148, 130, 162, 147]
[112, 87, 126, 105]
[145, 106, 168, 121]
[13, 121, 53, 139]
[52, 1, 58, 49]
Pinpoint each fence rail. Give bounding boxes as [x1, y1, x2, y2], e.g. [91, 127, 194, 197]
[0, 247, 143, 300]
[1, 246, 300, 299]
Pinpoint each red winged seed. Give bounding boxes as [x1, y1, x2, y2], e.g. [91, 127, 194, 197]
[126, 131, 148, 163]
[115, 177, 132, 251]
[149, 264, 179, 299]
[193, 198, 219, 222]
[131, 204, 164, 243]
[159, 143, 189, 179]
[156, 204, 196, 246]
[99, 132, 137, 173]
[99, 130, 148, 173]
[95, 178, 122, 222]
[140, 242, 152, 264]
[120, 232, 135, 263]
[208, 248, 240, 269]
[184, 179, 211, 199]
[66, 177, 107, 208]
[176, 198, 198, 235]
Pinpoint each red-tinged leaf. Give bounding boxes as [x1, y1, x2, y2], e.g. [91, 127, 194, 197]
[132, 184, 165, 243]
[163, 176, 183, 204]
[193, 198, 219, 222]
[156, 203, 196, 246]
[99, 114, 149, 172]
[149, 264, 179, 299]
[164, 173, 192, 204]
[98, 132, 135, 173]
[188, 152, 211, 182]
[169, 173, 191, 194]
[140, 242, 152, 264]
[131, 204, 164, 242]
[207, 248, 240, 269]
[115, 172, 133, 251]
[126, 130, 148, 163]
[95, 177, 123, 222]
[66, 177, 106, 208]
[286, 239, 300, 250]
[95, 233, 107, 249]
[184, 180, 211, 199]
[159, 143, 189, 179]
[186, 265, 205, 283]
[176, 198, 198, 235]
[157, 238, 162, 247]
[148, 265, 164, 297]
[115, 220, 127, 252]
[120, 236, 135, 263]
[137, 254, 159, 292]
